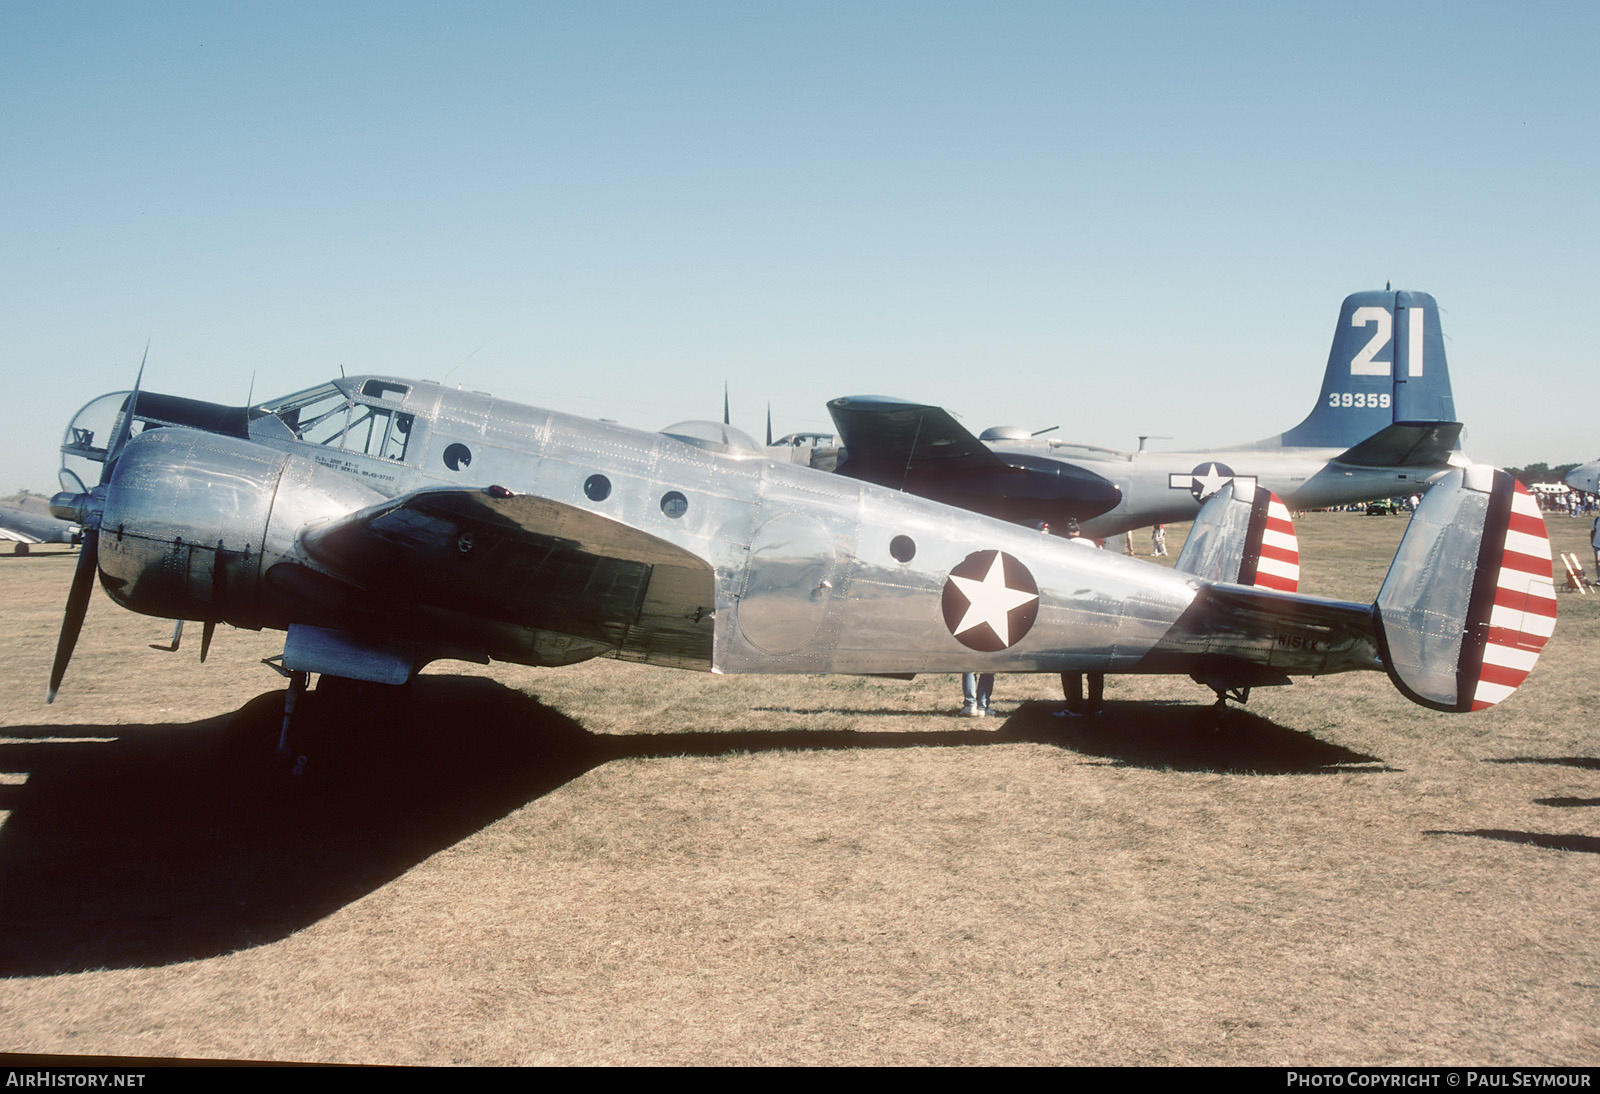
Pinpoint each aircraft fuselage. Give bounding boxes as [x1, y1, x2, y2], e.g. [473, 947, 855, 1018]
[972, 439, 1453, 538]
[87, 375, 1379, 684]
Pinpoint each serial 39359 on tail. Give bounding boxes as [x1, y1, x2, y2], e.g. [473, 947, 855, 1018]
[47, 367, 1553, 762]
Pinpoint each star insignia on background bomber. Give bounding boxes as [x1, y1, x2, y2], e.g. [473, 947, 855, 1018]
[1169, 461, 1257, 502]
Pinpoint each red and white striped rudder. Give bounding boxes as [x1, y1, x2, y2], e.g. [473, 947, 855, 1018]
[1376, 466, 1555, 712]
[1251, 492, 1300, 593]
[1468, 479, 1556, 709]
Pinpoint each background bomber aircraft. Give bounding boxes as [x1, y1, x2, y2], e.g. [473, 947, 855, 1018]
[827, 289, 1464, 538]
[42, 350, 1552, 774]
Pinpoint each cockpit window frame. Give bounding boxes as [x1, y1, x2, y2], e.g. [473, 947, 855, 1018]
[254, 381, 417, 463]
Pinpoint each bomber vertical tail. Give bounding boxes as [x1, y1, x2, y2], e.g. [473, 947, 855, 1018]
[1278, 290, 1458, 450]
[1375, 467, 1555, 711]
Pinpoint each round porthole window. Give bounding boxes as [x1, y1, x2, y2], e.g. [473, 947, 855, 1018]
[584, 474, 612, 502]
[443, 443, 473, 472]
[890, 534, 916, 562]
[660, 491, 688, 518]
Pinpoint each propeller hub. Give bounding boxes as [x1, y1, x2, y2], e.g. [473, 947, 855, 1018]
[49, 489, 100, 527]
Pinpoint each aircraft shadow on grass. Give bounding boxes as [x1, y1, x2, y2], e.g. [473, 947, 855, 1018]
[0, 677, 1378, 976]
[1425, 830, 1600, 855]
[753, 699, 1384, 775]
[1422, 755, 1600, 854]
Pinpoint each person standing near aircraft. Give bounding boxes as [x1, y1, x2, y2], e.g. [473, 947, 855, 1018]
[1590, 511, 1600, 580]
[959, 672, 994, 717]
[1151, 523, 1167, 557]
[1057, 520, 1105, 717]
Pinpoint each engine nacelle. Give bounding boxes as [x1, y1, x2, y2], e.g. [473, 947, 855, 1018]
[95, 427, 386, 628]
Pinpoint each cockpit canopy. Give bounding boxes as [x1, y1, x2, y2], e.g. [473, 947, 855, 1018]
[60, 377, 424, 493]
[659, 420, 764, 458]
[979, 426, 1033, 443]
[249, 378, 416, 462]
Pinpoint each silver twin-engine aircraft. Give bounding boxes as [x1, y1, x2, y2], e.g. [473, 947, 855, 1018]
[47, 363, 1553, 769]
[828, 289, 1465, 537]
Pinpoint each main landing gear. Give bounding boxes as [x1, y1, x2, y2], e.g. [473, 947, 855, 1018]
[276, 670, 311, 776]
[257, 662, 414, 780]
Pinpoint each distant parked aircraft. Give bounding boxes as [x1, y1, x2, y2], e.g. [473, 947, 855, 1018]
[0, 499, 78, 554]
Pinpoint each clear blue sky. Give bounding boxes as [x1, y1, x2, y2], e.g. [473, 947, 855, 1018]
[4, 1, 1595, 494]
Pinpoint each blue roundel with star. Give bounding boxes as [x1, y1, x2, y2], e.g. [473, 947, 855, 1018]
[941, 550, 1040, 652]
[1178, 461, 1235, 501]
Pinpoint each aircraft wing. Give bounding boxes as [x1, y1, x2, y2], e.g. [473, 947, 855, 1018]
[827, 396, 1007, 476]
[290, 486, 717, 668]
[0, 506, 76, 545]
[1331, 421, 1463, 468]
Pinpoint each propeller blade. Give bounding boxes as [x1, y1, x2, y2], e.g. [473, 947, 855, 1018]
[101, 343, 148, 484]
[766, 404, 773, 448]
[47, 528, 99, 702]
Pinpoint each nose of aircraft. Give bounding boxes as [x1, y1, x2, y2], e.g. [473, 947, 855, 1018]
[1050, 461, 1123, 521]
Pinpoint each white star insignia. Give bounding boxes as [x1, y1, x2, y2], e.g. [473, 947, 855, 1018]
[1193, 463, 1231, 499]
[947, 553, 1039, 647]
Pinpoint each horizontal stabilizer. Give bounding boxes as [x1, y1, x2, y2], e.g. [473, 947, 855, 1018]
[1375, 467, 1555, 711]
[1175, 482, 1300, 592]
[1332, 421, 1463, 469]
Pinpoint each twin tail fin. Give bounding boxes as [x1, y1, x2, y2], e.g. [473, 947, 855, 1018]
[1176, 482, 1300, 592]
[1376, 468, 1556, 711]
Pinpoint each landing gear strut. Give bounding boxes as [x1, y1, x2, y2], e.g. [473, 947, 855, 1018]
[276, 670, 311, 775]
[1205, 683, 1251, 729]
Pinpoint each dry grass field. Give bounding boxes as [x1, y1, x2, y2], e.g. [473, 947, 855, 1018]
[0, 512, 1596, 1065]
